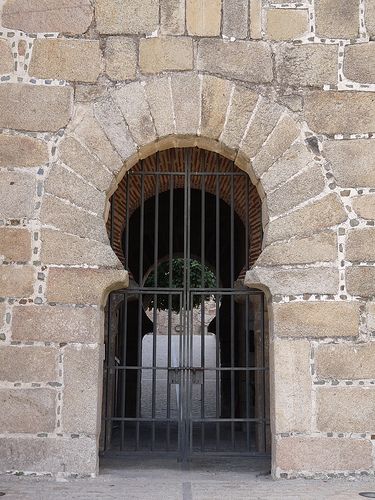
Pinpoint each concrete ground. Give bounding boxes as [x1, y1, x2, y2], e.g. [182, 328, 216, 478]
[1, 457, 375, 499]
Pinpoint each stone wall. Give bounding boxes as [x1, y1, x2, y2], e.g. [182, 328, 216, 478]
[0, 0, 375, 479]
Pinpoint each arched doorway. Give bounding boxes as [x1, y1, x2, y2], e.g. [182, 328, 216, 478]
[102, 148, 270, 460]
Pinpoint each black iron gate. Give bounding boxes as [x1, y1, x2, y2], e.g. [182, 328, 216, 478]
[103, 148, 270, 460]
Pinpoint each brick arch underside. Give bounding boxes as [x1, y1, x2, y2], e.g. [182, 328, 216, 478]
[108, 147, 263, 280]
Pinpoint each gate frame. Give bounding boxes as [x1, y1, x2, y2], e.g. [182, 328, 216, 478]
[102, 148, 270, 460]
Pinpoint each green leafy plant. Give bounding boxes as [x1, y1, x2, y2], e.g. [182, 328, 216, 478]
[144, 258, 216, 312]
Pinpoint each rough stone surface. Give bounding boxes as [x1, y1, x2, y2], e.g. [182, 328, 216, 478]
[1, 0, 93, 34]
[46, 268, 129, 305]
[140, 37, 193, 74]
[347, 266, 375, 296]
[245, 267, 339, 295]
[11, 305, 101, 343]
[368, 303, 375, 332]
[197, 39, 273, 84]
[252, 114, 301, 176]
[62, 346, 101, 434]
[257, 232, 337, 266]
[72, 109, 123, 175]
[0, 436, 97, 474]
[0, 39, 14, 74]
[0, 389, 55, 433]
[352, 194, 375, 219]
[160, 0, 185, 35]
[144, 77, 175, 138]
[249, 0, 262, 39]
[223, 0, 248, 39]
[40, 229, 119, 267]
[275, 44, 338, 86]
[267, 9, 309, 41]
[346, 228, 375, 263]
[266, 164, 325, 216]
[200, 76, 232, 140]
[30, 39, 101, 83]
[276, 437, 372, 472]
[272, 302, 360, 338]
[0, 171, 36, 219]
[273, 339, 311, 433]
[0, 83, 72, 132]
[186, 0, 221, 36]
[0, 134, 48, 168]
[112, 82, 157, 146]
[96, 0, 159, 34]
[0, 266, 34, 298]
[323, 139, 375, 187]
[41, 196, 107, 243]
[171, 73, 200, 135]
[0, 347, 58, 382]
[366, 1, 375, 38]
[240, 98, 283, 159]
[344, 43, 375, 83]
[45, 164, 106, 216]
[0, 228, 31, 262]
[304, 92, 375, 135]
[59, 136, 114, 192]
[265, 194, 347, 244]
[94, 96, 138, 161]
[315, 0, 360, 38]
[220, 85, 258, 150]
[261, 143, 317, 193]
[0, 303, 5, 329]
[317, 387, 375, 432]
[105, 37, 137, 81]
[316, 343, 375, 380]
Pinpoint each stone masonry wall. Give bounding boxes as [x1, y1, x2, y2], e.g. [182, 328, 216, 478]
[0, 0, 375, 479]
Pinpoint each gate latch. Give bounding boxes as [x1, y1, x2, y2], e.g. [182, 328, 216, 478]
[168, 368, 181, 385]
[191, 368, 204, 385]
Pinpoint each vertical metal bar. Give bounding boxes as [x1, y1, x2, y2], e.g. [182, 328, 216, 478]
[125, 173, 130, 269]
[200, 157, 206, 451]
[261, 293, 267, 453]
[180, 149, 189, 460]
[201, 154, 206, 286]
[230, 168, 235, 291]
[230, 168, 235, 450]
[186, 148, 192, 459]
[230, 169, 235, 450]
[215, 174, 220, 450]
[104, 291, 112, 451]
[167, 174, 174, 451]
[245, 176, 251, 451]
[178, 292, 184, 457]
[136, 164, 145, 450]
[245, 294, 250, 451]
[245, 176, 250, 270]
[151, 158, 160, 450]
[119, 174, 131, 451]
[230, 295, 235, 450]
[215, 174, 220, 289]
[120, 295, 128, 450]
[139, 164, 145, 287]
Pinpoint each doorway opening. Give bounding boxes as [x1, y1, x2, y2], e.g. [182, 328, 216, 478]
[101, 148, 270, 461]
